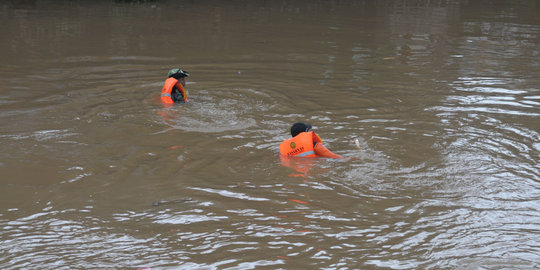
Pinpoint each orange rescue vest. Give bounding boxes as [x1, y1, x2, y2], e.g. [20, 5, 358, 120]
[280, 131, 322, 157]
[161, 77, 188, 104]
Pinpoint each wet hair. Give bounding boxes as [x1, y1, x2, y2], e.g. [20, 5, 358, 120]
[291, 122, 312, 137]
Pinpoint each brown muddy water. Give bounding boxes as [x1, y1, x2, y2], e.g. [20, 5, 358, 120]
[1, 0, 539, 269]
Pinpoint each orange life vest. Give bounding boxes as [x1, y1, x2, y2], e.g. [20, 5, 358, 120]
[161, 77, 187, 104]
[280, 131, 322, 157]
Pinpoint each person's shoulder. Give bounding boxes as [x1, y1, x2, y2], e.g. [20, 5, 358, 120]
[311, 132, 323, 143]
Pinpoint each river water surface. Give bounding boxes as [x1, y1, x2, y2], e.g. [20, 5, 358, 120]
[1, 0, 539, 269]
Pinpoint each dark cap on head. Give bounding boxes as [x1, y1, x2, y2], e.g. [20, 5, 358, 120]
[290, 122, 312, 137]
[168, 68, 190, 78]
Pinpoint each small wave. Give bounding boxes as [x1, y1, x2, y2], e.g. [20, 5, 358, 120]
[189, 187, 270, 202]
[0, 129, 78, 141]
[155, 88, 276, 133]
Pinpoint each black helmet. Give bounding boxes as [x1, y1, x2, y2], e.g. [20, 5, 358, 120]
[290, 122, 312, 137]
[168, 68, 190, 78]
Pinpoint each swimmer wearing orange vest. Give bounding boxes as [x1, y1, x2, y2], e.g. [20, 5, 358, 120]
[161, 68, 190, 104]
[280, 122, 343, 158]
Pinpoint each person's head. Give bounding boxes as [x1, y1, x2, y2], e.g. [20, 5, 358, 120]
[168, 68, 190, 86]
[290, 122, 312, 137]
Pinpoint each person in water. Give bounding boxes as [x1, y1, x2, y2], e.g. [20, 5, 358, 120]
[161, 68, 190, 104]
[280, 122, 343, 158]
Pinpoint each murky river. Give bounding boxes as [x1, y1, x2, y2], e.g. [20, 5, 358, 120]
[1, 0, 539, 269]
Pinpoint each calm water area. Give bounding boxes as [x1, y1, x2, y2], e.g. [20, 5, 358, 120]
[1, 0, 539, 269]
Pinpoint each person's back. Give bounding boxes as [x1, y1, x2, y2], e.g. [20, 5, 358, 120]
[280, 122, 342, 159]
[280, 131, 320, 157]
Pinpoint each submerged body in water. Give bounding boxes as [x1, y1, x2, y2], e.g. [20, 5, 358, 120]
[280, 122, 343, 159]
[161, 68, 190, 105]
